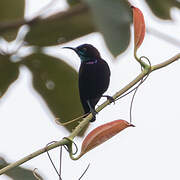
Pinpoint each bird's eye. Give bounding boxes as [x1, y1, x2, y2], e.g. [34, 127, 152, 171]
[82, 47, 87, 52]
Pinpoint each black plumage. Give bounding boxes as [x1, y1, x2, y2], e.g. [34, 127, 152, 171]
[64, 44, 110, 122]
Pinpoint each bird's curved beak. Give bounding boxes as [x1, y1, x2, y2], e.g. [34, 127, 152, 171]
[63, 47, 78, 53]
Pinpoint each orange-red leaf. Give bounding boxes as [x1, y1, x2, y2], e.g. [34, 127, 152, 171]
[80, 120, 134, 156]
[132, 6, 145, 51]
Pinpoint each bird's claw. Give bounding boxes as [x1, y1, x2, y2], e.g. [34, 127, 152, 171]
[89, 107, 97, 122]
[87, 100, 97, 122]
[91, 108, 98, 116]
[102, 95, 115, 104]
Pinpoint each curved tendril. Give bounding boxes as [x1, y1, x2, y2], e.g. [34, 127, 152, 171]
[129, 56, 152, 123]
[78, 163, 90, 180]
[59, 146, 62, 180]
[63, 137, 78, 155]
[116, 56, 151, 102]
[45, 141, 62, 180]
[115, 56, 151, 123]
[33, 168, 43, 180]
[59, 113, 89, 126]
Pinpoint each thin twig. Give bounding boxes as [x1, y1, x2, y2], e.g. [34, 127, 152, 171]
[59, 113, 88, 126]
[0, 138, 69, 175]
[151, 53, 180, 71]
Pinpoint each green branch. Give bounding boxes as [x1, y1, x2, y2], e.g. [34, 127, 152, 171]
[151, 53, 180, 71]
[0, 4, 88, 33]
[0, 53, 179, 175]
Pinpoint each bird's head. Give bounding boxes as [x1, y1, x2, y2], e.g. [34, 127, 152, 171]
[63, 44, 101, 62]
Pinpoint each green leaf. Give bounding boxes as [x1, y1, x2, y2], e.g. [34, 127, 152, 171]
[0, 157, 43, 180]
[0, 0, 25, 41]
[25, 5, 95, 46]
[84, 0, 132, 57]
[22, 53, 85, 133]
[145, 0, 180, 19]
[0, 55, 19, 97]
[67, 0, 81, 6]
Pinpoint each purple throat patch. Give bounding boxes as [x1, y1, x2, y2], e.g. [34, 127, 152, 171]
[86, 60, 98, 64]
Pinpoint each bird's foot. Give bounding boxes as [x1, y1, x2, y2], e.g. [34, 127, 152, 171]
[89, 107, 97, 122]
[102, 95, 115, 104]
[87, 100, 97, 122]
[90, 114, 96, 122]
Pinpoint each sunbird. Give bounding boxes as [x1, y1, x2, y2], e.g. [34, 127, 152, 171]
[64, 44, 112, 122]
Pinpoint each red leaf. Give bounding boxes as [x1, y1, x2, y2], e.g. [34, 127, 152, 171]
[80, 120, 134, 156]
[132, 6, 145, 51]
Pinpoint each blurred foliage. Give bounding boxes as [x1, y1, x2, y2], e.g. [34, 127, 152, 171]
[25, 5, 95, 46]
[145, 0, 180, 19]
[0, 0, 24, 41]
[0, 157, 43, 180]
[85, 0, 132, 56]
[22, 53, 85, 133]
[67, 0, 82, 6]
[0, 55, 19, 97]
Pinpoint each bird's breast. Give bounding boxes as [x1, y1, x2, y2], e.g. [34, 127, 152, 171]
[78, 60, 110, 100]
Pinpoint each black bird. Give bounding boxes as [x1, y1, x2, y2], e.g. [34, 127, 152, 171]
[64, 44, 111, 122]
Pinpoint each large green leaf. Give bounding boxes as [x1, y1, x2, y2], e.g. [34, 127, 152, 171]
[84, 0, 132, 57]
[145, 0, 180, 19]
[0, 0, 25, 41]
[25, 4, 95, 46]
[0, 157, 43, 180]
[0, 55, 19, 97]
[22, 53, 84, 132]
[67, 0, 81, 6]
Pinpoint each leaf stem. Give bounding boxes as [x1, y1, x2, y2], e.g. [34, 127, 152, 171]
[134, 50, 150, 70]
